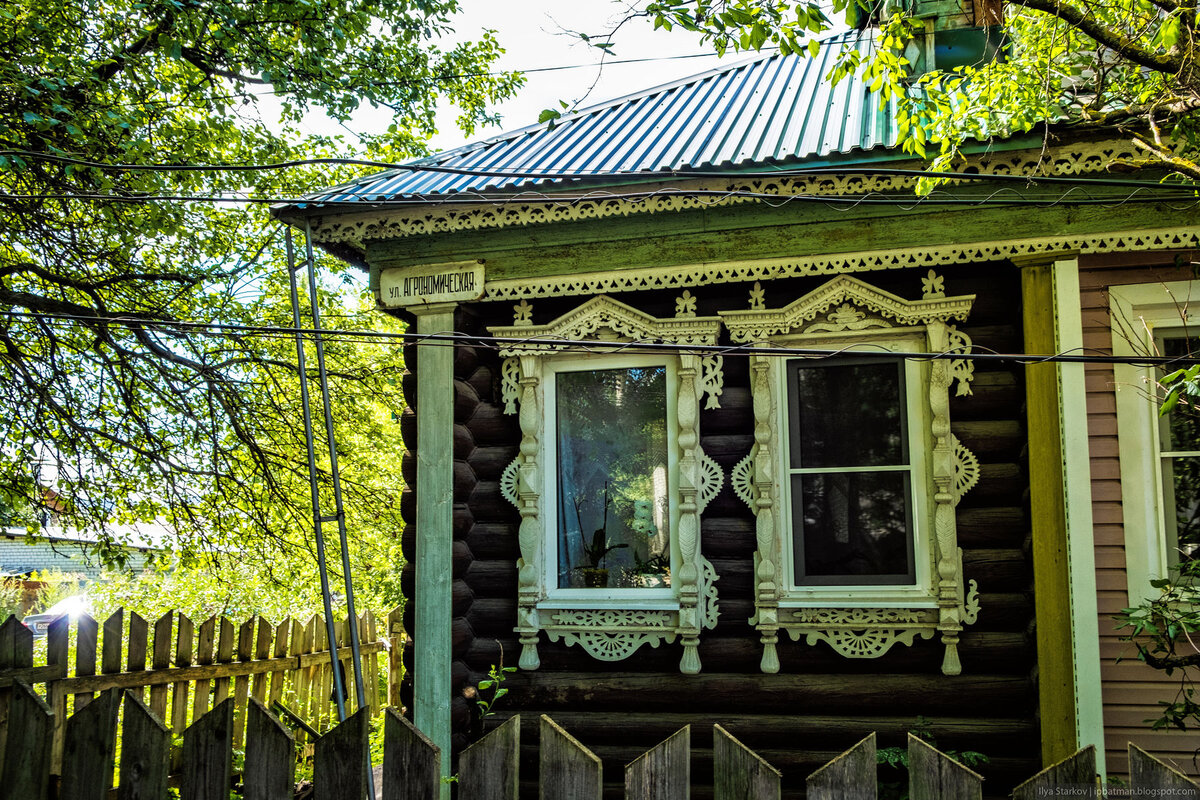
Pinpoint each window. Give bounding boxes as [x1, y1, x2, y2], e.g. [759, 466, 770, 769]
[546, 358, 675, 594]
[721, 273, 981, 675]
[786, 357, 918, 587]
[491, 296, 725, 673]
[1111, 281, 1200, 602]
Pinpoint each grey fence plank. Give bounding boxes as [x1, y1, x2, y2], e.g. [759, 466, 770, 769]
[714, 724, 780, 800]
[180, 697, 234, 800]
[382, 707, 440, 800]
[1012, 745, 1096, 800]
[541, 714, 601, 800]
[1130, 744, 1200, 797]
[625, 725, 689, 800]
[118, 691, 169, 800]
[459, 714, 520, 800]
[60, 688, 120, 800]
[314, 706, 371, 800]
[244, 698, 295, 800]
[0, 680, 53, 800]
[806, 732, 875, 800]
[908, 734, 982, 800]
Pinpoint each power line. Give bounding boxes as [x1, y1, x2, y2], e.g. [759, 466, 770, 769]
[3, 149, 1194, 193]
[5, 309, 1199, 369]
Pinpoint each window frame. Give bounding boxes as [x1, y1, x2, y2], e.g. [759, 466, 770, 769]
[778, 339, 935, 600]
[490, 295, 725, 674]
[720, 273, 981, 675]
[1110, 280, 1200, 603]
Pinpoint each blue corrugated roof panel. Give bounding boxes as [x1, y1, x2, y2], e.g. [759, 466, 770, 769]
[308, 30, 898, 204]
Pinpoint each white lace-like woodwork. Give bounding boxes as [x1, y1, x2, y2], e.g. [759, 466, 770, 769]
[491, 296, 724, 673]
[721, 272, 983, 675]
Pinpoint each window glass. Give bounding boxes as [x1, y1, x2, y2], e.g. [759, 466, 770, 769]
[555, 366, 671, 589]
[787, 358, 915, 585]
[1159, 337, 1200, 564]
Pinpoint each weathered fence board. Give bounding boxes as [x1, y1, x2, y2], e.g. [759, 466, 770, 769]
[173, 613, 194, 733]
[314, 706, 371, 800]
[383, 707, 440, 800]
[1012, 745, 1097, 800]
[118, 692, 169, 800]
[0, 681, 52, 800]
[806, 731, 875, 800]
[908, 733, 983, 800]
[245, 698, 295, 800]
[541, 714, 602, 800]
[626, 724, 690, 800]
[59, 687, 120, 800]
[181, 697, 233, 800]
[714, 723, 780, 800]
[1130, 744, 1200, 797]
[460, 714, 520, 800]
[150, 611, 173, 721]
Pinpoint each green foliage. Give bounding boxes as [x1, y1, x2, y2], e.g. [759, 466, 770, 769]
[637, 0, 1200, 182]
[476, 663, 517, 720]
[1116, 556, 1200, 731]
[876, 717, 989, 800]
[0, 0, 522, 590]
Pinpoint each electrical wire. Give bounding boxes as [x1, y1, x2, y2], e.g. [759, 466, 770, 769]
[5, 309, 1198, 368]
[3, 149, 1195, 193]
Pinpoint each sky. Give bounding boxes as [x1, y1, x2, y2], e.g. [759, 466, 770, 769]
[299, 0, 735, 154]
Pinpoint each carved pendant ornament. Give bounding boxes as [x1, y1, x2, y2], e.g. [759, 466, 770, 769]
[490, 295, 724, 674]
[721, 272, 984, 676]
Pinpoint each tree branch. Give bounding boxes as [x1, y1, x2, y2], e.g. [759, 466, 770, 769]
[1010, 0, 1184, 73]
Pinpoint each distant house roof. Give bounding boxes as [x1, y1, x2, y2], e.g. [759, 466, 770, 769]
[303, 30, 900, 204]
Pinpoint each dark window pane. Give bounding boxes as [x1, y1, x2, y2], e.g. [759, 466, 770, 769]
[1160, 337, 1200, 453]
[555, 366, 671, 589]
[1163, 457, 1200, 564]
[792, 471, 914, 584]
[789, 359, 906, 468]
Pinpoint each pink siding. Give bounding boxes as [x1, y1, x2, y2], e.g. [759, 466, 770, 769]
[1079, 254, 1200, 779]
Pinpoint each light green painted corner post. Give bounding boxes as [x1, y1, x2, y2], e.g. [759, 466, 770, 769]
[412, 303, 456, 799]
[1017, 253, 1104, 771]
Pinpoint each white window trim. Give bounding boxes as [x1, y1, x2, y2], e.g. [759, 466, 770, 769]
[776, 334, 936, 605]
[720, 272, 982, 675]
[490, 295, 725, 674]
[1110, 280, 1200, 604]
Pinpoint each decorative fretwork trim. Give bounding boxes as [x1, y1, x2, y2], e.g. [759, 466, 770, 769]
[309, 141, 1155, 245]
[472, 226, 1200, 302]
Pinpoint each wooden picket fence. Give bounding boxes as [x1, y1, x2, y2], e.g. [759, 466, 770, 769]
[2, 681, 1197, 800]
[0, 606, 403, 778]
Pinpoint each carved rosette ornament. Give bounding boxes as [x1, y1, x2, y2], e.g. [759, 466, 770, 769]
[490, 295, 724, 673]
[720, 273, 983, 675]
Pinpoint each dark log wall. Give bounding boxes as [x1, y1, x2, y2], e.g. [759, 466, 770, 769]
[400, 263, 1039, 799]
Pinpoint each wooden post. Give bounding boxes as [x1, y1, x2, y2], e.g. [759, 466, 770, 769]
[386, 606, 404, 709]
[907, 733, 983, 800]
[1018, 256, 1078, 765]
[1012, 745, 1097, 800]
[60, 688, 120, 800]
[382, 708, 440, 800]
[119, 691, 169, 800]
[244, 698, 295, 800]
[625, 725, 689, 800]
[413, 303, 456, 796]
[192, 616, 216, 720]
[459, 714, 520, 800]
[126, 612, 148, 706]
[46, 614, 68, 775]
[251, 616, 273, 705]
[268, 618, 292, 708]
[172, 613, 194, 732]
[0, 681, 53, 800]
[540, 715, 601, 800]
[714, 723, 780, 800]
[181, 697, 234, 800]
[806, 732, 874, 800]
[0, 615, 35, 764]
[212, 617, 234, 707]
[74, 613, 99, 713]
[232, 616, 255, 745]
[314, 706, 370, 800]
[149, 612, 173, 722]
[1129, 744, 1200, 795]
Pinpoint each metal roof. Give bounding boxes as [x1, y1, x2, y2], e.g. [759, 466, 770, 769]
[307, 30, 898, 203]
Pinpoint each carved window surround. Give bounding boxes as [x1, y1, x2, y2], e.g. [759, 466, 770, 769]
[490, 295, 725, 674]
[720, 272, 982, 676]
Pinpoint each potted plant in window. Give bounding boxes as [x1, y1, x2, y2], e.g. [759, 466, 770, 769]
[573, 483, 627, 588]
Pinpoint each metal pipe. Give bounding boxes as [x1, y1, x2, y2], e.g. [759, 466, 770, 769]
[285, 227, 348, 722]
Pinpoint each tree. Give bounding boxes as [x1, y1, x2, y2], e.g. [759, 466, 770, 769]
[610, 0, 1200, 180]
[0, 0, 521, 577]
